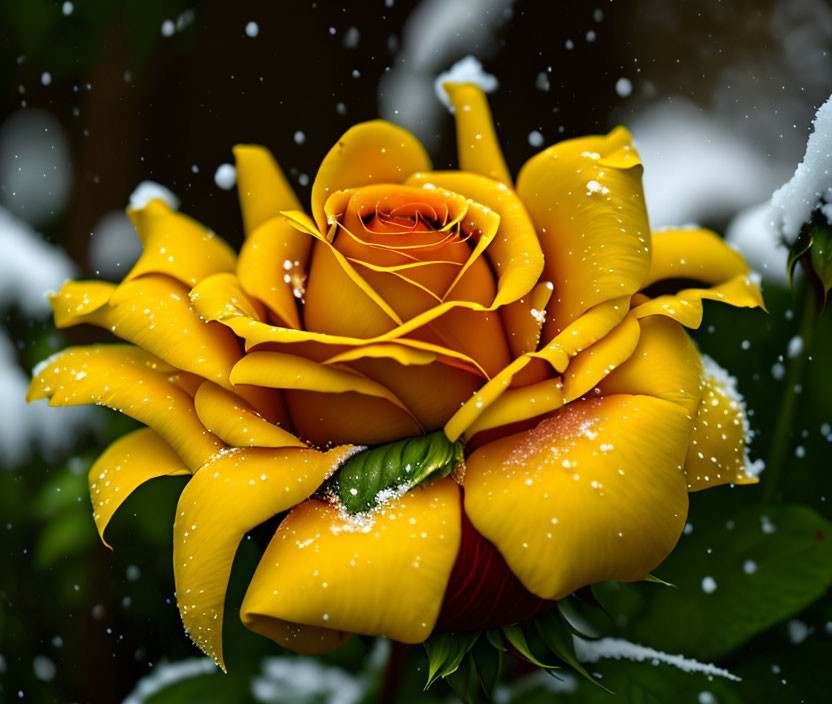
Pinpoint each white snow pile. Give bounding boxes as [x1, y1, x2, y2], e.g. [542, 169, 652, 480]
[770, 92, 832, 242]
[128, 180, 180, 211]
[0, 206, 75, 317]
[251, 657, 363, 704]
[0, 206, 97, 466]
[435, 55, 498, 111]
[122, 658, 218, 704]
[724, 203, 787, 284]
[575, 637, 740, 682]
[631, 99, 784, 230]
[727, 92, 832, 283]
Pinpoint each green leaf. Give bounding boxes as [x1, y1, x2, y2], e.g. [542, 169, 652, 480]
[337, 430, 463, 514]
[501, 624, 558, 670]
[534, 611, 611, 692]
[423, 631, 480, 689]
[809, 222, 832, 297]
[602, 504, 832, 659]
[34, 509, 96, 569]
[788, 222, 814, 286]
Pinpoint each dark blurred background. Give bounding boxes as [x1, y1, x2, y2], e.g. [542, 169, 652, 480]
[3, 1, 832, 703]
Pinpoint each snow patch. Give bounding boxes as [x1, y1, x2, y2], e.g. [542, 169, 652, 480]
[434, 55, 498, 111]
[122, 658, 217, 704]
[129, 181, 180, 211]
[575, 637, 740, 681]
[771, 93, 832, 243]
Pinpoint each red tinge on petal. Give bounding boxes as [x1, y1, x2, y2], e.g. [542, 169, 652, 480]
[436, 494, 554, 631]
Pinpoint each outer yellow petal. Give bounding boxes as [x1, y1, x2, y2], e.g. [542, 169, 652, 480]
[516, 127, 650, 341]
[49, 280, 115, 328]
[238, 216, 309, 329]
[242, 616, 351, 656]
[189, 273, 267, 323]
[596, 315, 703, 418]
[51, 275, 243, 390]
[28, 345, 223, 470]
[125, 200, 236, 287]
[641, 228, 749, 289]
[443, 83, 512, 185]
[173, 445, 356, 670]
[464, 395, 690, 599]
[684, 355, 761, 491]
[310, 120, 431, 232]
[631, 274, 765, 330]
[240, 479, 461, 644]
[193, 381, 305, 449]
[89, 428, 189, 549]
[233, 144, 302, 236]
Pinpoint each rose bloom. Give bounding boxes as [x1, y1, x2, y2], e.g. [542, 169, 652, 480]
[29, 82, 764, 669]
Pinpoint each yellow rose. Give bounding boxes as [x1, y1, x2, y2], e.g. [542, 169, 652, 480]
[28, 82, 765, 670]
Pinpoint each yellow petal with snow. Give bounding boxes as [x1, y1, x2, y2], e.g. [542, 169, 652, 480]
[233, 144, 302, 236]
[443, 297, 630, 441]
[642, 228, 749, 289]
[684, 355, 761, 491]
[498, 281, 553, 359]
[238, 216, 309, 329]
[516, 127, 650, 340]
[193, 381, 305, 449]
[561, 315, 642, 403]
[89, 428, 189, 549]
[464, 394, 690, 599]
[311, 120, 431, 232]
[632, 274, 765, 330]
[596, 315, 703, 418]
[443, 83, 512, 186]
[173, 445, 355, 670]
[189, 273, 266, 323]
[52, 275, 243, 389]
[465, 377, 565, 438]
[28, 345, 223, 470]
[125, 200, 236, 287]
[49, 280, 115, 328]
[240, 479, 461, 644]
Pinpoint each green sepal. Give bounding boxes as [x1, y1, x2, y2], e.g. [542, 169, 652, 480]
[471, 638, 502, 702]
[501, 623, 558, 670]
[336, 430, 463, 514]
[643, 573, 676, 588]
[534, 611, 613, 693]
[484, 628, 507, 652]
[446, 656, 484, 704]
[423, 631, 480, 689]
